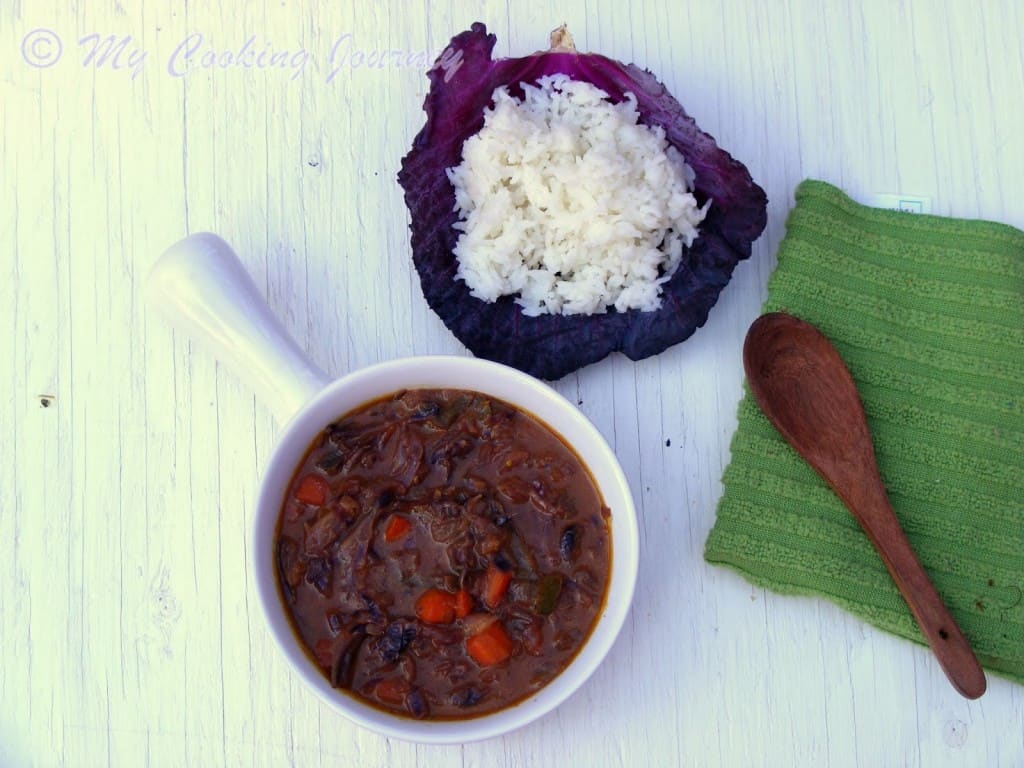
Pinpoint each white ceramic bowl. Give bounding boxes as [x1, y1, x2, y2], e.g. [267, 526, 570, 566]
[146, 233, 639, 744]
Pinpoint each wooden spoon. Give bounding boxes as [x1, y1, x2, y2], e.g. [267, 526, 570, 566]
[743, 311, 987, 699]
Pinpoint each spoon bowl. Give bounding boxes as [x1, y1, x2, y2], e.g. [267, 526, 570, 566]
[743, 311, 986, 699]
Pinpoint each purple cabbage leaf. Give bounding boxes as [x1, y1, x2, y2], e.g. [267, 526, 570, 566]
[398, 23, 767, 380]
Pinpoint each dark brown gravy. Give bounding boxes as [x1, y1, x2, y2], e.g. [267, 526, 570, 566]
[275, 388, 611, 719]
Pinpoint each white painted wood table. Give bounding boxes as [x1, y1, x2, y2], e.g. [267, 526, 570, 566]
[3, 1, 1022, 765]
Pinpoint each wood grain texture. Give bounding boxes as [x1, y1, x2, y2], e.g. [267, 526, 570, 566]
[2, 1, 1022, 766]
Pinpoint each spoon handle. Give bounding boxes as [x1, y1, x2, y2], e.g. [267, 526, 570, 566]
[846, 481, 987, 699]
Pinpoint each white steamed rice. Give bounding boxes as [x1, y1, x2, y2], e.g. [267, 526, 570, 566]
[446, 73, 710, 317]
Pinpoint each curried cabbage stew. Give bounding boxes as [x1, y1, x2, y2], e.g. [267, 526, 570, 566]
[275, 388, 611, 719]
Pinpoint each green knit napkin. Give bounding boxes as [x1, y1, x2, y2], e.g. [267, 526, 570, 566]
[705, 179, 1024, 685]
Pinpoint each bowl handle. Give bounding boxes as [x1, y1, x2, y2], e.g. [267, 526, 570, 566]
[145, 232, 332, 425]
